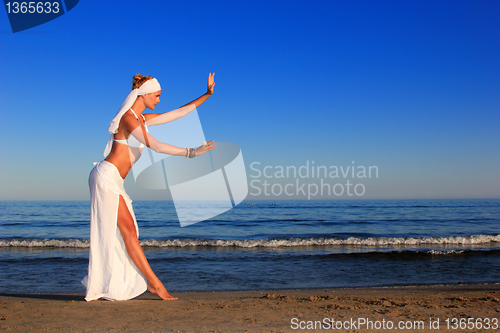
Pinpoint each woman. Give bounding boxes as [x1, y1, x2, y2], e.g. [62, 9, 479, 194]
[82, 73, 216, 301]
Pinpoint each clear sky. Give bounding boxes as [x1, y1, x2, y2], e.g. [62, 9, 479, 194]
[0, 0, 499, 200]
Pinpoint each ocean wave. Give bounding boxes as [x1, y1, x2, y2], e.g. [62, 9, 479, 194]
[140, 234, 500, 248]
[0, 234, 499, 248]
[319, 248, 500, 260]
[425, 249, 465, 255]
[0, 238, 89, 248]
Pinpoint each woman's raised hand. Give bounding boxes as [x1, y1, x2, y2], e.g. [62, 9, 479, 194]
[207, 73, 215, 95]
[196, 140, 217, 156]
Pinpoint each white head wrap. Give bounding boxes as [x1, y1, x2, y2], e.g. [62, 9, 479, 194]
[103, 78, 161, 157]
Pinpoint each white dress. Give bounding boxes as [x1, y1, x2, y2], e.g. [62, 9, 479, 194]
[81, 160, 147, 301]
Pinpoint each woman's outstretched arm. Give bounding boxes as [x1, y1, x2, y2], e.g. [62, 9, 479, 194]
[123, 113, 216, 157]
[145, 73, 215, 126]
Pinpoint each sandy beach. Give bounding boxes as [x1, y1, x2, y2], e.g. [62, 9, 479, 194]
[1, 284, 499, 332]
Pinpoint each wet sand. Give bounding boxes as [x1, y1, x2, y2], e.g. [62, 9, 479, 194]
[1, 284, 499, 332]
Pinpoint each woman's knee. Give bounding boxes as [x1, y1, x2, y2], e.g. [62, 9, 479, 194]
[117, 196, 137, 239]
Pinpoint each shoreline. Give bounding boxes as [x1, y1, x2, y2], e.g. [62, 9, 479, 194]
[1, 283, 499, 332]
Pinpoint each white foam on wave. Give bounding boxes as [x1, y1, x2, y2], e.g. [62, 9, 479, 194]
[424, 250, 466, 255]
[140, 234, 500, 248]
[0, 239, 90, 248]
[1, 234, 498, 248]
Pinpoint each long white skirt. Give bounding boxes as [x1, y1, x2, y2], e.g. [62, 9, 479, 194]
[81, 161, 147, 301]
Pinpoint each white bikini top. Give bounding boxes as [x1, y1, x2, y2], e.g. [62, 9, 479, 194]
[114, 109, 149, 148]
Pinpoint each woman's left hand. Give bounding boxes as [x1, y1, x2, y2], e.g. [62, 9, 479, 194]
[196, 140, 217, 156]
[207, 73, 215, 95]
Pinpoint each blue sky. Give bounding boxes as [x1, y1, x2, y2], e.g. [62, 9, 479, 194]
[0, 0, 499, 200]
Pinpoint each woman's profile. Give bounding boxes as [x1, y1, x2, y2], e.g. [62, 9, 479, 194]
[82, 73, 216, 301]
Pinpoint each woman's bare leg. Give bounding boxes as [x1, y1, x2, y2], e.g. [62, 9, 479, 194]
[117, 195, 177, 300]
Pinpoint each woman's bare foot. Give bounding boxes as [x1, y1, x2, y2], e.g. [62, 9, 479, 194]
[148, 281, 178, 300]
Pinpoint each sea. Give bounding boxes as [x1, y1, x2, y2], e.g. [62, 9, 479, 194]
[0, 199, 499, 294]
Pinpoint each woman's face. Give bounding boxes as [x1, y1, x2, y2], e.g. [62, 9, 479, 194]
[143, 90, 161, 110]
